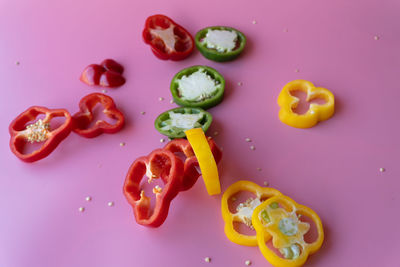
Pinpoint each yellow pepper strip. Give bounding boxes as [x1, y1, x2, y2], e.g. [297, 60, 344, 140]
[221, 180, 282, 246]
[185, 128, 220, 195]
[252, 195, 324, 267]
[277, 79, 335, 128]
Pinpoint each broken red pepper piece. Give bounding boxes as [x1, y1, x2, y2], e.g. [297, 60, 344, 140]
[163, 138, 222, 191]
[123, 149, 184, 227]
[142, 14, 194, 61]
[9, 106, 73, 163]
[80, 59, 125, 88]
[72, 93, 125, 138]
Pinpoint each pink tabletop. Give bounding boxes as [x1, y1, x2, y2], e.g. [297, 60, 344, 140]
[1, 0, 399, 266]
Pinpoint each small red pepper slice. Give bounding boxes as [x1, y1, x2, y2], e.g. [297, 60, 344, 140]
[123, 149, 184, 227]
[80, 59, 125, 88]
[9, 106, 73, 163]
[163, 138, 222, 191]
[72, 93, 125, 138]
[142, 14, 194, 61]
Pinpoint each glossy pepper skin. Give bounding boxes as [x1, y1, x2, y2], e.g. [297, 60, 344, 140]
[278, 80, 335, 128]
[195, 26, 246, 62]
[72, 93, 125, 138]
[9, 106, 73, 163]
[170, 66, 225, 110]
[164, 138, 222, 191]
[252, 195, 324, 267]
[142, 14, 194, 61]
[221, 181, 282, 246]
[185, 128, 221, 195]
[80, 59, 125, 88]
[123, 149, 184, 227]
[154, 107, 213, 139]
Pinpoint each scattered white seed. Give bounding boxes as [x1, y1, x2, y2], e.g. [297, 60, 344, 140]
[159, 97, 164, 101]
[204, 257, 211, 263]
[16, 61, 20, 65]
[250, 145, 255, 150]
[245, 138, 252, 142]
[263, 181, 269, 186]
[140, 111, 146, 115]
[374, 35, 380, 41]
[120, 142, 125, 146]
[231, 197, 237, 201]
[238, 82, 243, 86]
[107, 201, 114, 207]
[160, 138, 165, 143]
[78, 207, 85, 212]
[294, 69, 299, 73]
[85, 196, 92, 202]
[245, 260, 252, 265]
[257, 168, 262, 171]
[102, 89, 107, 93]
[252, 20, 257, 24]
[214, 131, 219, 136]
[170, 99, 174, 104]
[380, 167, 385, 172]
[152, 174, 157, 178]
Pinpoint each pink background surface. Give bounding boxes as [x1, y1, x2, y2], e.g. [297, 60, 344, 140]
[1, 0, 399, 266]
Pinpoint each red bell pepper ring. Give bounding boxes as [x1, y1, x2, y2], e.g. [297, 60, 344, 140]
[9, 106, 73, 163]
[142, 14, 194, 61]
[123, 149, 184, 227]
[72, 93, 125, 138]
[164, 137, 222, 191]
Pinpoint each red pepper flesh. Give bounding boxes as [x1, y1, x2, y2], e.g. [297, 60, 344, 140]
[164, 137, 222, 191]
[9, 106, 73, 163]
[72, 93, 125, 138]
[123, 149, 184, 227]
[142, 14, 194, 61]
[80, 59, 126, 88]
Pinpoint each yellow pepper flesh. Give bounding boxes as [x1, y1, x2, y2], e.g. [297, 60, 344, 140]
[252, 195, 324, 267]
[278, 79, 335, 128]
[221, 180, 282, 246]
[185, 128, 220, 195]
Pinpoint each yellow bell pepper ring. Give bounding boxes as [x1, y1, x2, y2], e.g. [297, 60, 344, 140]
[252, 195, 324, 267]
[185, 128, 221, 195]
[277, 79, 335, 128]
[221, 180, 282, 246]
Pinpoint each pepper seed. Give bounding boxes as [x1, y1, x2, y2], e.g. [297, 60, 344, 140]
[263, 181, 269, 186]
[374, 35, 380, 41]
[159, 97, 164, 101]
[252, 20, 257, 24]
[257, 168, 262, 171]
[16, 61, 20, 65]
[160, 138, 165, 143]
[85, 196, 92, 202]
[102, 89, 107, 93]
[140, 111, 146, 115]
[294, 69, 300, 73]
[380, 167, 385, 172]
[250, 145, 255, 150]
[78, 207, 85, 212]
[204, 257, 211, 263]
[170, 99, 174, 104]
[238, 82, 243, 86]
[107, 201, 114, 207]
[120, 142, 125, 146]
[245, 260, 252, 265]
[245, 138, 252, 142]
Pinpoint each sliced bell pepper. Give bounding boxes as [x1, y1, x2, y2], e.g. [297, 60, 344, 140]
[221, 180, 282, 246]
[195, 26, 246, 62]
[170, 65, 225, 109]
[142, 14, 194, 61]
[278, 80, 335, 128]
[154, 107, 212, 139]
[164, 138, 222, 191]
[185, 128, 220, 195]
[72, 93, 125, 138]
[9, 106, 73, 162]
[252, 195, 324, 267]
[80, 59, 125, 88]
[123, 149, 184, 227]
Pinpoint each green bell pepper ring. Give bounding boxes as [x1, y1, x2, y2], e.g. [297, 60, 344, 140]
[170, 65, 225, 110]
[195, 26, 246, 62]
[154, 107, 212, 139]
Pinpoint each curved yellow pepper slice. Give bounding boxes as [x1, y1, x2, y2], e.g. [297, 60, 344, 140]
[252, 195, 324, 267]
[278, 79, 334, 128]
[185, 128, 220, 195]
[221, 180, 282, 246]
